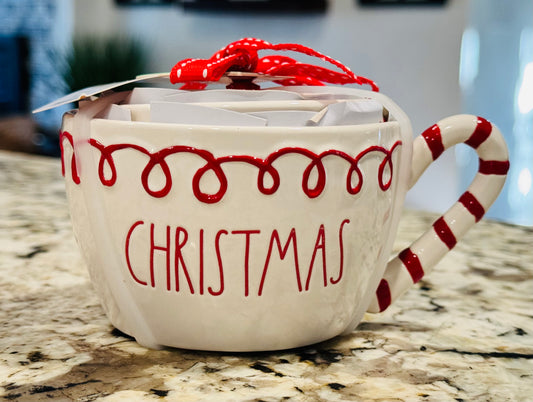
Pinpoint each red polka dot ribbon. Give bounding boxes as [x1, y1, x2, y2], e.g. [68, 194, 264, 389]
[170, 37, 379, 91]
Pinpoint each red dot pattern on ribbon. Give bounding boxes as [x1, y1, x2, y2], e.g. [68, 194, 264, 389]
[170, 38, 379, 91]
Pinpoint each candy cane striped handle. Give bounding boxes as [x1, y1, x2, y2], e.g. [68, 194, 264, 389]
[367, 114, 509, 313]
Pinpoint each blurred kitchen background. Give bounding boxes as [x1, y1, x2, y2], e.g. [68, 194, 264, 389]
[0, 0, 532, 225]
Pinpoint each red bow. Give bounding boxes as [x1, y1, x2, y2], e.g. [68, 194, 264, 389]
[170, 38, 378, 91]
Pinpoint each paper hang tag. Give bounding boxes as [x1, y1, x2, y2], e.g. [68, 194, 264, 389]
[32, 72, 291, 114]
[32, 73, 169, 114]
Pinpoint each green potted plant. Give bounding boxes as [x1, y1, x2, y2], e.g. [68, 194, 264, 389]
[63, 36, 149, 92]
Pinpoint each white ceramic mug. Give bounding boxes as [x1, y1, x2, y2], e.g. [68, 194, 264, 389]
[59, 87, 509, 351]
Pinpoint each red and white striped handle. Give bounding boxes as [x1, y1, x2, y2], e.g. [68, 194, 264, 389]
[368, 114, 509, 313]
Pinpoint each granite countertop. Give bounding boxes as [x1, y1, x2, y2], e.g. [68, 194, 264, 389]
[1, 149, 532, 402]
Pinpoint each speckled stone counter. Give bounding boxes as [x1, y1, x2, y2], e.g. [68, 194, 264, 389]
[1, 150, 532, 402]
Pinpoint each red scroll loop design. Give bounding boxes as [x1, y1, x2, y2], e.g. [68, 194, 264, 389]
[170, 38, 379, 91]
[191, 159, 229, 204]
[59, 134, 402, 203]
[59, 132, 80, 184]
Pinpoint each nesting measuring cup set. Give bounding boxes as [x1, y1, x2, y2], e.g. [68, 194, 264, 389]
[41, 38, 509, 351]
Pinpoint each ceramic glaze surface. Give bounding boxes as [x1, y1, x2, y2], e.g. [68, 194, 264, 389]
[61, 104, 406, 351]
[57, 87, 508, 351]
